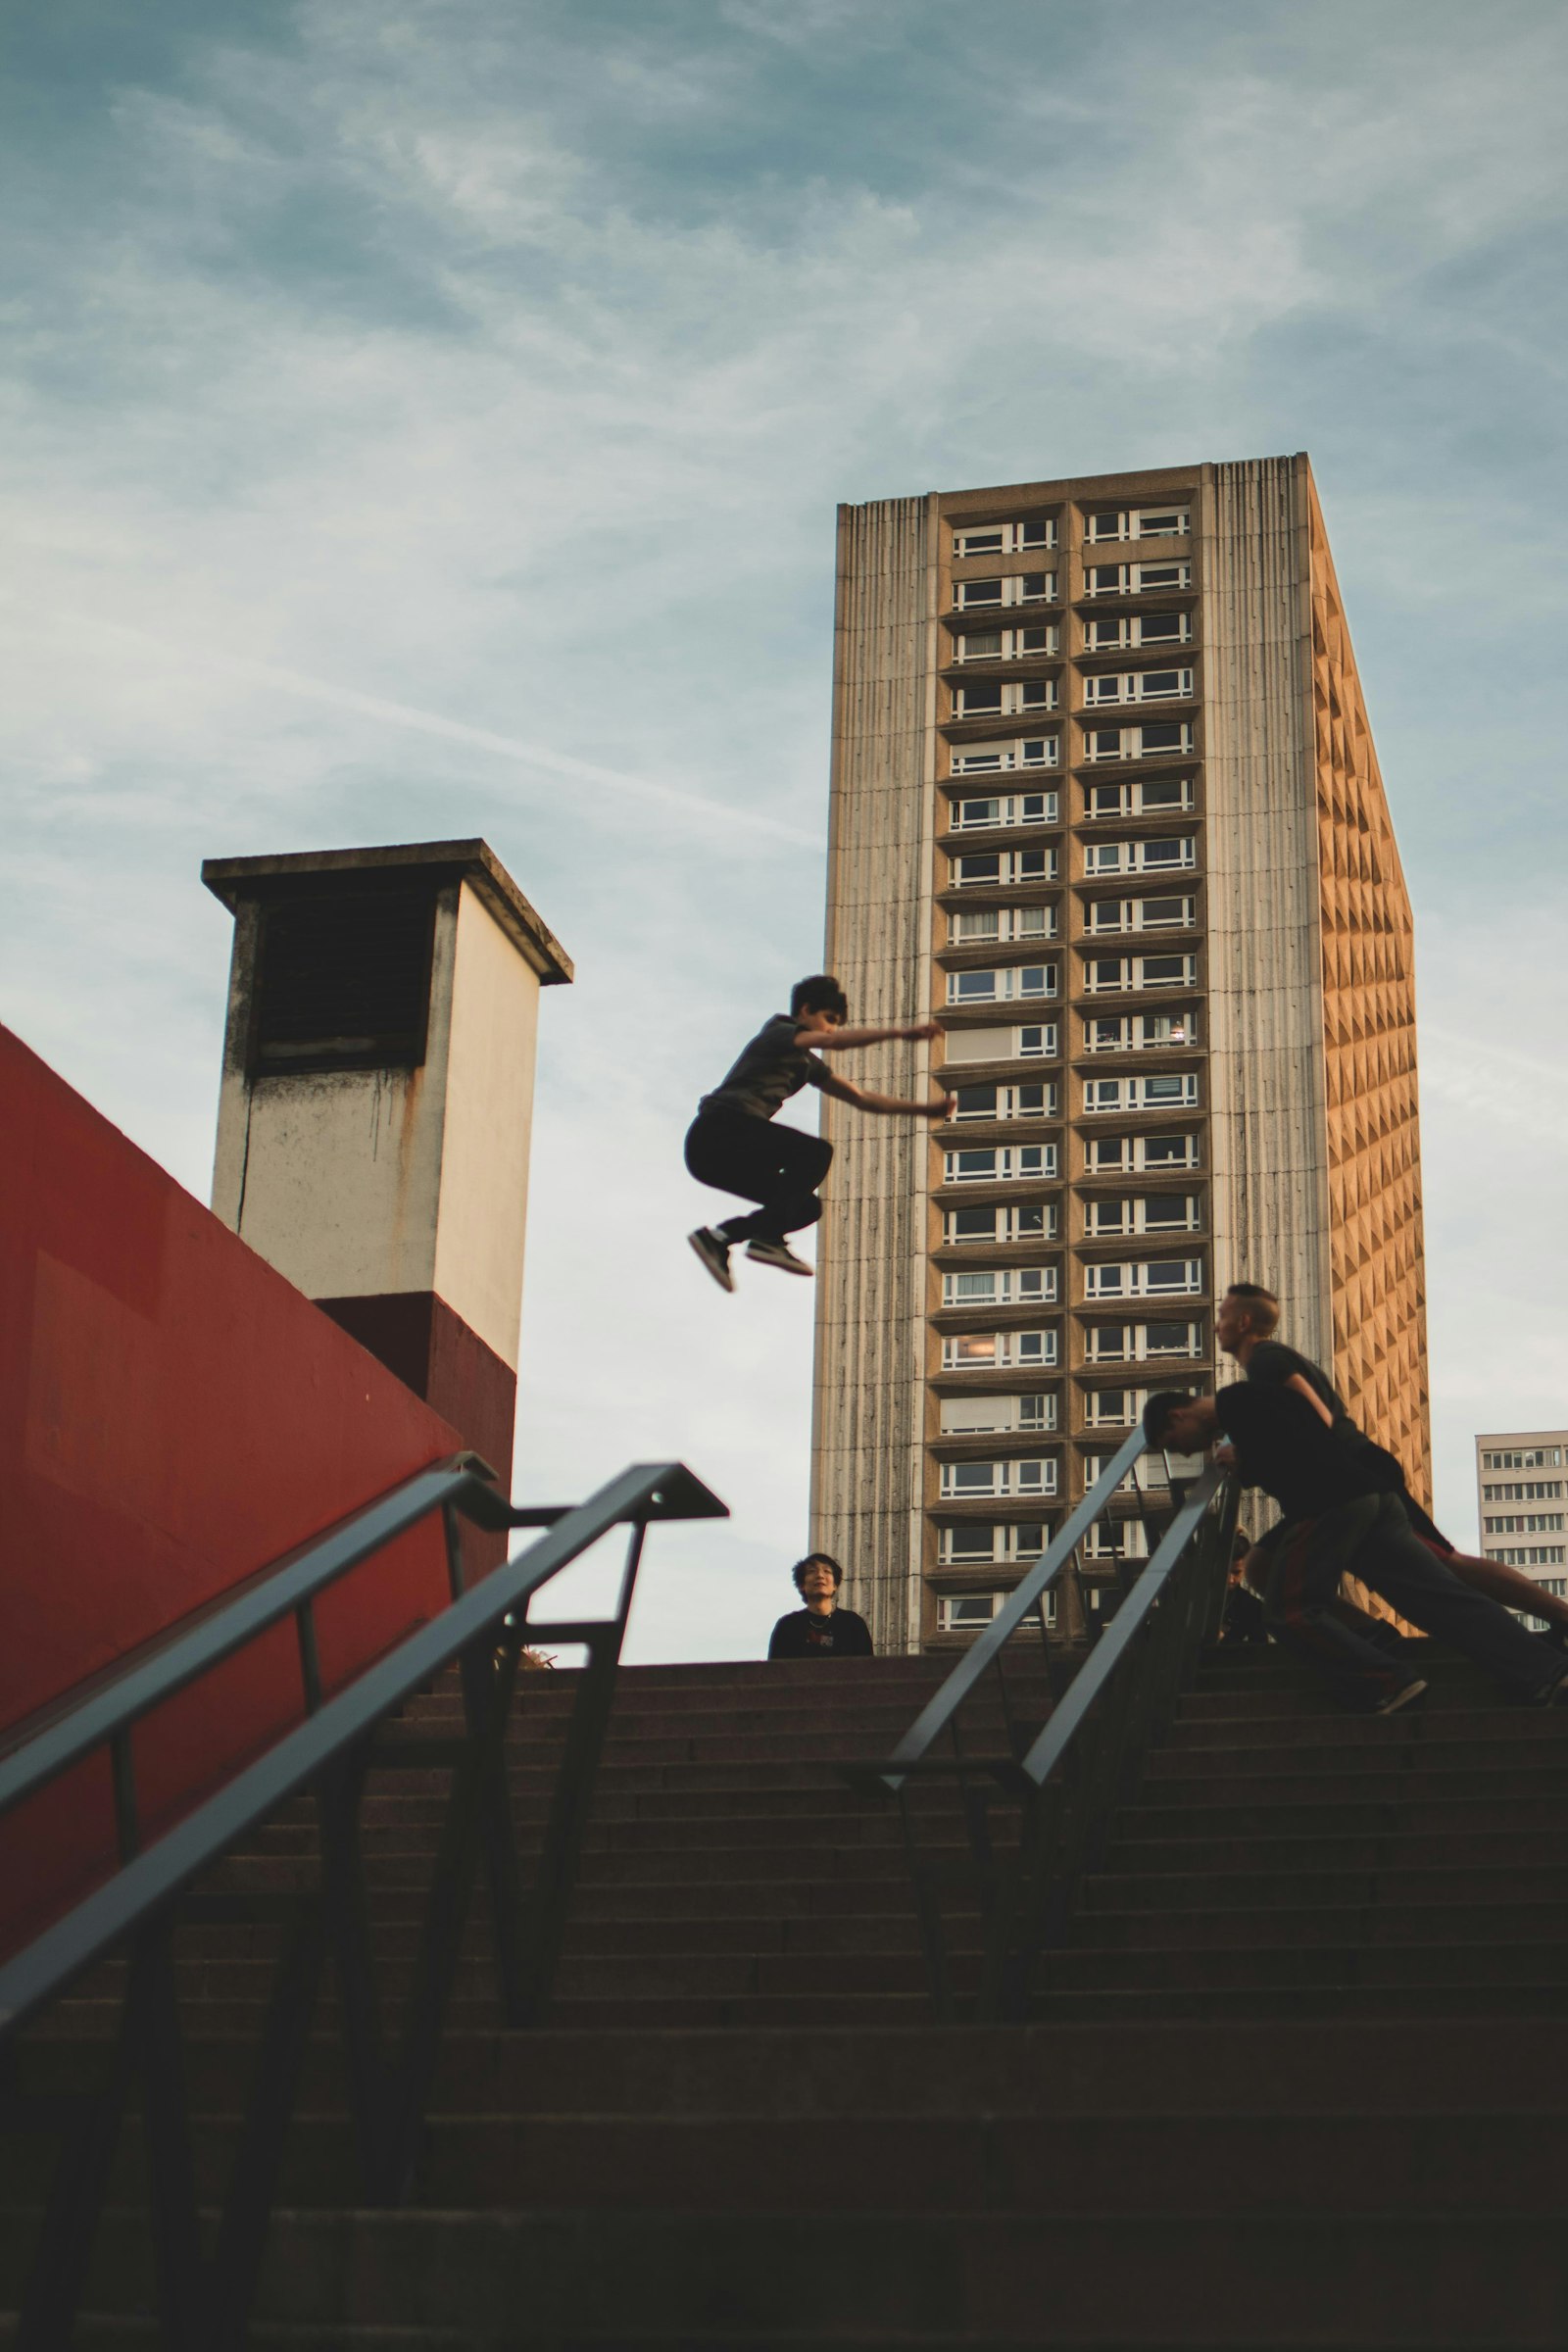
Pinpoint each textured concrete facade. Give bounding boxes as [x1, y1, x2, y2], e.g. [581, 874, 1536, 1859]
[814, 456, 1430, 1649]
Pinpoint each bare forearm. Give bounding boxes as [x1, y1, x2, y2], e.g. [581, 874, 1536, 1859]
[855, 1089, 953, 1118]
[807, 1020, 938, 1053]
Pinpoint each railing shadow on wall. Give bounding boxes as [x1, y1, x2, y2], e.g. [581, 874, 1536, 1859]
[842, 1431, 1238, 2022]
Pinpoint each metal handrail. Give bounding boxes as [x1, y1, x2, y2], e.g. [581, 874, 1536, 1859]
[0, 1454, 726, 2350]
[843, 1440, 1235, 2021]
[853, 1426, 1147, 1793]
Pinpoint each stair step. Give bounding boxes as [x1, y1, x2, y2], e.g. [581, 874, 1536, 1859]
[13, 2207, 1565, 2340]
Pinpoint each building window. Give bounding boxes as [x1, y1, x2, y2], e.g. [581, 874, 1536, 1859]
[1084, 1198, 1201, 1238]
[1481, 1481, 1565, 1502]
[940, 1329, 1059, 1370]
[1481, 1447, 1564, 1470]
[1084, 837, 1197, 877]
[942, 1266, 1058, 1308]
[937, 1524, 1050, 1566]
[1484, 1513, 1566, 1535]
[1084, 562, 1193, 598]
[949, 905, 1057, 946]
[1084, 506, 1191, 544]
[1083, 722, 1195, 763]
[946, 963, 1057, 1005]
[954, 520, 1056, 558]
[1083, 1073, 1200, 1113]
[1086, 776, 1194, 820]
[951, 1082, 1057, 1122]
[939, 1457, 1059, 1499]
[943, 1143, 1059, 1184]
[940, 1393, 1057, 1435]
[954, 679, 1057, 719]
[944, 1201, 1057, 1246]
[953, 572, 1055, 611]
[1085, 896, 1196, 935]
[1083, 1388, 1149, 1429]
[947, 791, 1059, 832]
[1488, 1544, 1567, 1567]
[951, 848, 1058, 890]
[1082, 1522, 1151, 1564]
[1083, 955, 1199, 994]
[941, 1020, 1059, 1064]
[1084, 1258, 1204, 1299]
[937, 1590, 1054, 1633]
[1083, 612, 1192, 653]
[1086, 1132, 1200, 1174]
[1083, 1012, 1199, 1054]
[1085, 1318, 1204, 1362]
[951, 735, 1059, 775]
[1082, 668, 1195, 707]
[955, 626, 1059, 663]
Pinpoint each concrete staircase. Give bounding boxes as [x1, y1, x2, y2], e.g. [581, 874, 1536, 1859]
[7, 1642, 1568, 2346]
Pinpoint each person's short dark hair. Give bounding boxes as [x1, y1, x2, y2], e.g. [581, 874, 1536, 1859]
[790, 974, 849, 1020]
[791, 1551, 843, 1593]
[1142, 1391, 1191, 1447]
[1225, 1281, 1280, 1338]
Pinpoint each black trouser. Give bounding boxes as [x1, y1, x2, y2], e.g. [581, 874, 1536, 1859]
[1264, 1492, 1562, 1710]
[684, 1111, 834, 1244]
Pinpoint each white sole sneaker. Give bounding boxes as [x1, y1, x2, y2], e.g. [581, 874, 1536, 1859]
[687, 1228, 735, 1293]
[1373, 1677, 1428, 1716]
[745, 1240, 813, 1277]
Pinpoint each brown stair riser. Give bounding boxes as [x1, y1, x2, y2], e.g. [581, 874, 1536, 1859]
[1039, 1941, 1568, 1990]
[36, 1984, 1568, 2038]
[1113, 1792, 1568, 1836]
[1145, 1742, 1568, 1782]
[1104, 1828, 1568, 1873]
[1084, 1864, 1568, 1909]
[1162, 1712, 1568, 1750]
[18, 2019, 1568, 2117]
[9, 2208, 1568, 2340]
[1134, 1766, 1568, 1805]
[1062, 1901, 1568, 1950]
[2, 2109, 1563, 2219]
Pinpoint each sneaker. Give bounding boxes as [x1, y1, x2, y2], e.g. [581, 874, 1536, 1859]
[687, 1227, 735, 1293]
[1372, 1677, 1428, 1717]
[746, 1238, 813, 1277]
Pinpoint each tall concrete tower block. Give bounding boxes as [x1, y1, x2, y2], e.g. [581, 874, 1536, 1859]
[203, 840, 572, 1479]
[814, 456, 1429, 1652]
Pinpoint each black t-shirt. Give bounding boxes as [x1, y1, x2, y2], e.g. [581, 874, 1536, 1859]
[1244, 1343, 1452, 1550]
[1245, 1341, 1350, 1428]
[699, 1013, 829, 1122]
[767, 1607, 874, 1659]
[1214, 1383, 1406, 1525]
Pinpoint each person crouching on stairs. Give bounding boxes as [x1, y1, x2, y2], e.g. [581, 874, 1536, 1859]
[1215, 1282, 1568, 1651]
[1143, 1387, 1568, 1717]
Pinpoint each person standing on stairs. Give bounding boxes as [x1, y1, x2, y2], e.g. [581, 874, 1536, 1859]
[1216, 1283, 1568, 1650]
[1143, 1386, 1568, 1716]
[686, 976, 952, 1292]
[767, 1553, 874, 1658]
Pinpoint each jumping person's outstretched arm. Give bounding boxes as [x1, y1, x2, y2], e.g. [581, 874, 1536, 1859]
[797, 1018, 940, 1053]
[815, 1067, 954, 1120]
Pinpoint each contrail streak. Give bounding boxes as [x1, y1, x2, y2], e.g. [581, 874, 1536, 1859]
[30, 609, 827, 852]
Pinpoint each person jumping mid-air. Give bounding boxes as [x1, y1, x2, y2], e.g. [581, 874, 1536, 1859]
[686, 975, 951, 1292]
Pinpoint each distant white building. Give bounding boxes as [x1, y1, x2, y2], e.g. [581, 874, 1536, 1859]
[1474, 1428, 1568, 1624]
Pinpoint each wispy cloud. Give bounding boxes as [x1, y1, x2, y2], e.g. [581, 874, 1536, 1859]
[3, 0, 1567, 1645]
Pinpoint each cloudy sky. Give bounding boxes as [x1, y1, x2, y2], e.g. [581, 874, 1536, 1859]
[5, 0, 1566, 1657]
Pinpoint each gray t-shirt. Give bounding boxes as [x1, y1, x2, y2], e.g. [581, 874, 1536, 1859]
[699, 1013, 828, 1121]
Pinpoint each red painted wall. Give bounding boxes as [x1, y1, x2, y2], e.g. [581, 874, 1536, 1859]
[0, 1022, 467, 1954]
